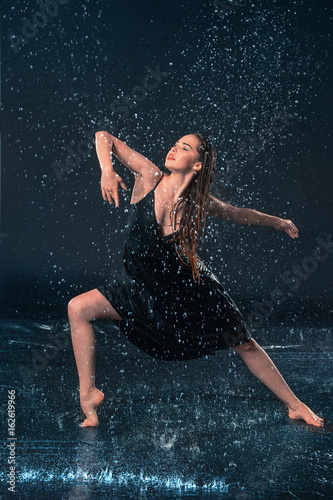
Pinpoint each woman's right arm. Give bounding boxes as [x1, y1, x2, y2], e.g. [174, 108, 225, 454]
[95, 131, 161, 207]
[95, 131, 160, 176]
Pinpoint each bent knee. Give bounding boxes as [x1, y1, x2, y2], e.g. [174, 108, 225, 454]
[68, 296, 83, 317]
[233, 339, 257, 353]
[68, 295, 93, 321]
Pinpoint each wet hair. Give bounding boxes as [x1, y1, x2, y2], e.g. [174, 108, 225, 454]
[170, 132, 217, 282]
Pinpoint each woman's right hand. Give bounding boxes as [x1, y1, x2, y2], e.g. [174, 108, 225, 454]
[100, 170, 128, 207]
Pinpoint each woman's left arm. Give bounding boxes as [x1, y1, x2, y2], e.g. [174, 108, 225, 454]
[205, 195, 299, 239]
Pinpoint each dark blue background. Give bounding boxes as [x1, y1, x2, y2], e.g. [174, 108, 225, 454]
[1, 0, 332, 323]
[0, 4, 332, 499]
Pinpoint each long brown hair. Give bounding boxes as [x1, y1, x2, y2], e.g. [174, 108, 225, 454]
[169, 132, 217, 283]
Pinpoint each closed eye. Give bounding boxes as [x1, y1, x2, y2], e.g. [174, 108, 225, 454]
[174, 142, 189, 151]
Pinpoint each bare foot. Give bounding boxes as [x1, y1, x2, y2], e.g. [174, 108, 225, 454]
[79, 388, 104, 427]
[288, 401, 324, 427]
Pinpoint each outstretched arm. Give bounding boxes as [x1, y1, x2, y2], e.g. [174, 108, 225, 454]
[205, 195, 299, 239]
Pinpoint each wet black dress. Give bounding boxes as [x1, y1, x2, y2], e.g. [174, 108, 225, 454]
[97, 176, 252, 361]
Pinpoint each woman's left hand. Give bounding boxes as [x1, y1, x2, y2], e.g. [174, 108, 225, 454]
[274, 218, 299, 239]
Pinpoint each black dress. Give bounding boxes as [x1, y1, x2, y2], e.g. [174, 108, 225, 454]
[97, 176, 252, 361]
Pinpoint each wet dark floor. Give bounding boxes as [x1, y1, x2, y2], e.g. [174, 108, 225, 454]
[1, 318, 332, 499]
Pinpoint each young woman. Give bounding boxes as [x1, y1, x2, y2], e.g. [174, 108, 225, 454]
[68, 131, 324, 429]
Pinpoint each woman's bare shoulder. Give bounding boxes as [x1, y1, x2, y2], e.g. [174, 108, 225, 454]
[130, 169, 164, 205]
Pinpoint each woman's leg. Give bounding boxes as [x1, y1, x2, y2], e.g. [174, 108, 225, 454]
[68, 288, 123, 427]
[233, 339, 324, 427]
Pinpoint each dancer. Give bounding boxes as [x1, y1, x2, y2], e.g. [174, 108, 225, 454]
[68, 131, 324, 428]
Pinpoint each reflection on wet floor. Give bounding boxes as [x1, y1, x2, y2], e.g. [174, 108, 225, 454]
[1, 318, 332, 499]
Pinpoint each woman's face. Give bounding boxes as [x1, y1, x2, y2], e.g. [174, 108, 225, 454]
[165, 135, 202, 173]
